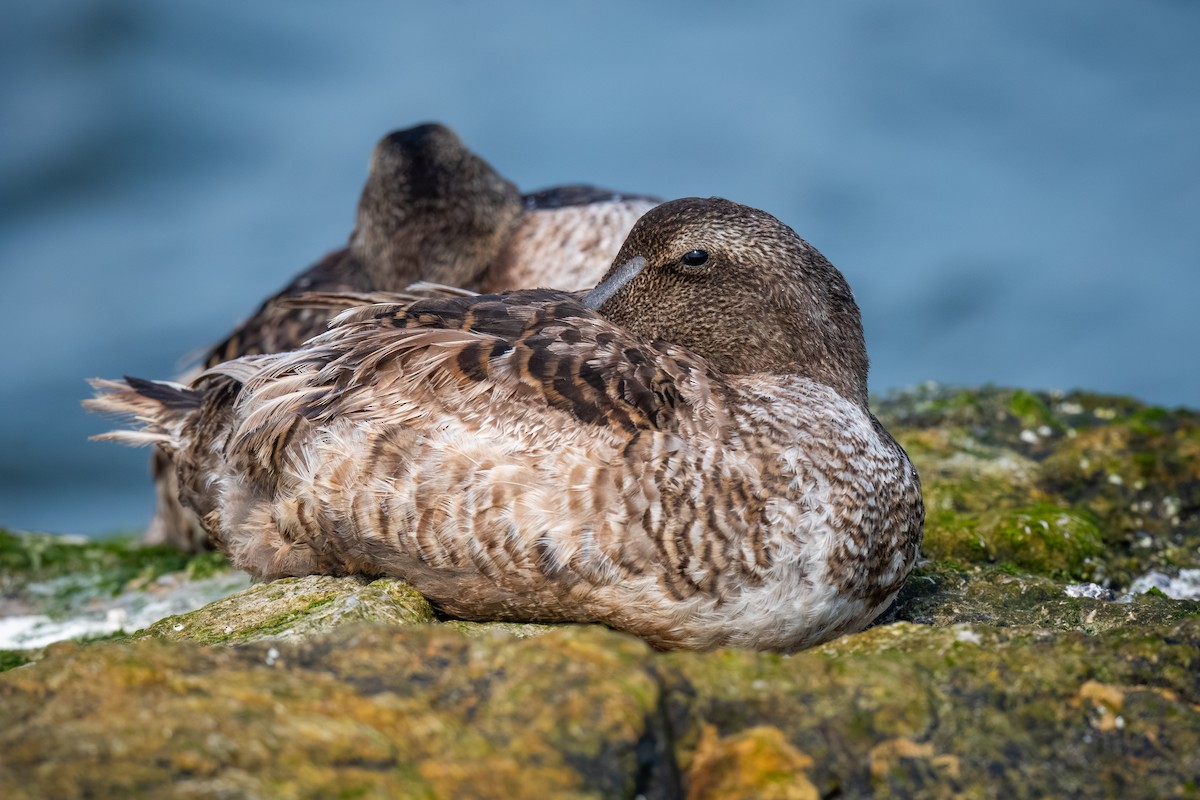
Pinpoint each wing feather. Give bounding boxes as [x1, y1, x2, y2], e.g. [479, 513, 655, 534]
[226, 290, 725, 456]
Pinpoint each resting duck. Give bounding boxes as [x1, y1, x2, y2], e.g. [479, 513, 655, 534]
[91, 197, 924, 652]
[147, 122, 659, 550]
[205, 122, 659, 364]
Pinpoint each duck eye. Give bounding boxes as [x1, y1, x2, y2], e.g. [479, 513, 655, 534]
[681, 249, 709, 268]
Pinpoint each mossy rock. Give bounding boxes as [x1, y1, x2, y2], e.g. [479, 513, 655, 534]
[3, 618, 1197, 798]
[685, 725, 820, 799]
[0, 528, 228, 614]
[877, 385, 1200, 586]
[664, 618, 1200, 799]
[0, 529, 245, 660]
[137, 575, 437, 645]
[0, 625, 665, 799]
[922, 502, 1104, 580]
[887, 562, 1199, 635]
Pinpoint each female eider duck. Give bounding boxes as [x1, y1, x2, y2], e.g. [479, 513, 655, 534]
[90, 197, 924, 652]
[205, 121, 659, 365]
[147, 121, 658, 550]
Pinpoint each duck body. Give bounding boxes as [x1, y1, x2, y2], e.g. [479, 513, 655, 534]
[481, 185, 659, 294]
[148, 123, 658, 550]
[94, 198, 923, 651]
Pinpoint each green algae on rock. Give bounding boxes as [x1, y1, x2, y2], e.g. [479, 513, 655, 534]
[876, 384, 1200, 587]
[0, 528, 246, 656]
[0, 528, 227, 613]
[886, 562, 1200, 636]
[0, 625, 666, 800]
[664, 618, 1200, 799]
[2, 618, 1196, 799]
[138, 575, 436, 646]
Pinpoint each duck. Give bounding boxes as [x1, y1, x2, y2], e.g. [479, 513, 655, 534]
[204, 122, 659, 365]
[146, 122, 660, 550]
[90, 197, 924, 652]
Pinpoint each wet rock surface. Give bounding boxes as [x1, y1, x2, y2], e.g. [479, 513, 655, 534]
[2, 385, 1198, 798]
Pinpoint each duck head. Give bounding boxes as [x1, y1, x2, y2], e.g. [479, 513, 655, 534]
[351, 122, 523, 289]
[584, 197, 870, 408]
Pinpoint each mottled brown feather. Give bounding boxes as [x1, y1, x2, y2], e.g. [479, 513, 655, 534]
[92, 197, 924, 652]
[146, 123, 659, 549]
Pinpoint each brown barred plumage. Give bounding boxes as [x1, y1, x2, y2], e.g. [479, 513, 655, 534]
[146, 123, 659, 550]
[91, 197, 923, 652]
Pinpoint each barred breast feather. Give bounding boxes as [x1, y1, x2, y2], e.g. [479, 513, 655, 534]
[89, 197, 924, 652]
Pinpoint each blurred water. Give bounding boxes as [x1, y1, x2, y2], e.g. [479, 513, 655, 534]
[1, 0, 1197, 536]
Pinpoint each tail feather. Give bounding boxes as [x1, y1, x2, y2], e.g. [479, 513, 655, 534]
[84, 376, 201, 449]
[123, 375, 203, 411]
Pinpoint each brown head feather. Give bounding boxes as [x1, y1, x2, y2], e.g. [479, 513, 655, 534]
[351, 123, 524, 290]
[586, 197, 870, 407]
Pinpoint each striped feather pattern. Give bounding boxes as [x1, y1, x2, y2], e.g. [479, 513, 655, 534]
[145, 123, 659, 549]
[92, 197, 924, 651]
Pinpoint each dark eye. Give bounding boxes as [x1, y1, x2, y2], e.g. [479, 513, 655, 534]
[681, 249, 709, 268]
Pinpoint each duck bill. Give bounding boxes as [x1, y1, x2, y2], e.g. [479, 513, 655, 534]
[582, 256, 646, 311]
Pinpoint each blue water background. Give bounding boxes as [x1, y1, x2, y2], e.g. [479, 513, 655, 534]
[2, 1, 1197, 536]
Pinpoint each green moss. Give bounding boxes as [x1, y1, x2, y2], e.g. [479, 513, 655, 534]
[918, 460, 1038, 511]
[877, 384, 1063, 454]
[1008, 389, 1058, 430]
[1038, 407, 1200, 584]
[251, 607, 322, 637]
[988, 504, 1104, 577]
[0, 528, 230, 609]
[887, 562, 1200, 635]
[138, 575, 436, 645]
[878, 385, 1200, 587]
[183, 550, 229, 580]
[0, 650, 33, 673]
[922, 502, 1103, 579]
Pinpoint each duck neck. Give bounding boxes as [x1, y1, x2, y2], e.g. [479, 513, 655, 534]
[784, 312, 870, 409]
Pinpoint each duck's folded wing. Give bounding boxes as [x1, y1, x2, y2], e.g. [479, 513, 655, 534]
[204, 248, 369, 367]
[236, 290, 719, 444]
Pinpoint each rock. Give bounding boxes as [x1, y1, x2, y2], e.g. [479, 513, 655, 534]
[878, 384, 1200, 586]
[1, 616, 1196, 798]
[664, 619, 1200, 799]
[137, 575, 436, 645]
[1, 385, 1198, 797]
[0, 529, 246, 657]
[685, 725, 820, 800]
[0, 625, 665, 799]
